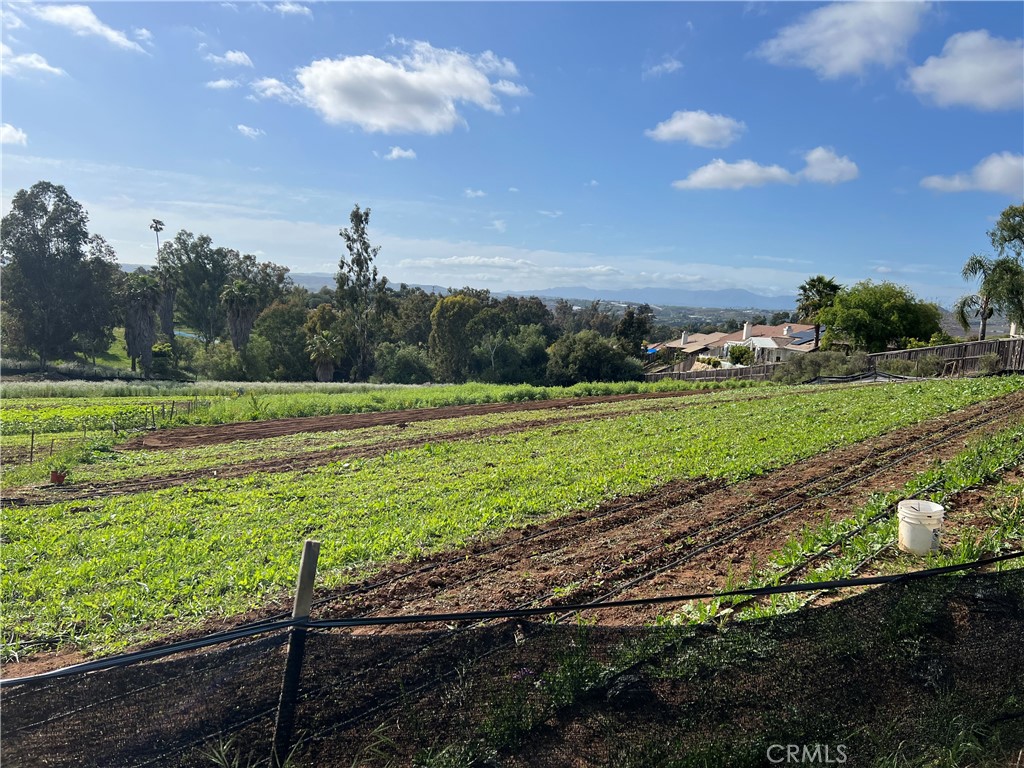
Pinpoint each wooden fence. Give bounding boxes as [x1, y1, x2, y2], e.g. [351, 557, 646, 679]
[645, 362, 780, 383]
[867, 338, 1024, 376]
[643, 338, 1024, 383]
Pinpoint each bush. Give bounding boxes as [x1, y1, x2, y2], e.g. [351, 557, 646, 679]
[773, 350, 871, 384]
[728, 346, 754, 366]
[373, 342, 434, 385]
[978, 353, 1002, 375]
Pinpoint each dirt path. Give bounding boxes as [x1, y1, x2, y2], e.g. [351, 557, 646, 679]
[121, 390, 714, 451]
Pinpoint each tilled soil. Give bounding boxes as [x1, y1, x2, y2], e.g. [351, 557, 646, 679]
[121, 390, 715, 451]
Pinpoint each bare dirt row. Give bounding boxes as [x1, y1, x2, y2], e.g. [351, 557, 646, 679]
[124, 390, 715, 451]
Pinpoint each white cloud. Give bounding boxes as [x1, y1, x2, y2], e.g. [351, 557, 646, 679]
[29, 4, 145, 53]
[920, 152, 1023, 197]
[273, 2, 312, 17]
[206, 78, 240, 90]
[800, 146, 859, 184]
[1, 123, 28, 145]
[250, 77, 298, 102]
[907, 30, 1023, 111]
[249, 39, 528, 134]
[673, 159, 795, 190]
[673, 146, 858, 190]
[206, 50, 253, 67]
[237, 124, 265, 139]
[508, 187, 519, 193]
[586, 179, 599, 187]
[464, 188, 486, 198]
[133, 28, 153, 43]
[645, 110, 746, 148]
[756, 1, 928, 79]
[489, 219, 507, 233]
[385, 146, 416, 160]
[643, 57, 683, 80]
[3, 10, 24, 29]
[0, 43, 66, 77]
[538, 210, 563, 218]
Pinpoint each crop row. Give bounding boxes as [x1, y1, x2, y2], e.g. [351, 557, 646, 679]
[1, 386, 787, 489]
[2, 377, 1020, 658]
[0, 379, 751, 436]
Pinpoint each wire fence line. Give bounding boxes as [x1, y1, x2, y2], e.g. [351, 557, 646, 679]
[3, 561, 1022, 767]
[4, 550, 1020, 690]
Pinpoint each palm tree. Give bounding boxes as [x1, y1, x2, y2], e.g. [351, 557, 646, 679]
[122, 273, 162, 373]
[306, 330, 346, 382]
[220, 279, 261, 352]
[796, 275, 842, 348]
[149, 219, 164, 255]
[953, 254, 1024, 340]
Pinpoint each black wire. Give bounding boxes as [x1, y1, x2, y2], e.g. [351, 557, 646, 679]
[4, 551, 1019, 689]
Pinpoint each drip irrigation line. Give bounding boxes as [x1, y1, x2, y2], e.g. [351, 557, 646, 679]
[3, 552, 1019, 691]
[547, 406, 1021, 618]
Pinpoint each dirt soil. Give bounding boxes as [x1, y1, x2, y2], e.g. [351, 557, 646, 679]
[122, 390, 714, 451]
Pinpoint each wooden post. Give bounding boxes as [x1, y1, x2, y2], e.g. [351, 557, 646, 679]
[271, 540, 321, 767]
[169, 402, 175, 420]
[50, 438, 55, 458]
[29, 430, 35, 465]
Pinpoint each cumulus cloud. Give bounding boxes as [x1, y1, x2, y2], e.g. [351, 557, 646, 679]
[133, 28, 153, 43]
[673, 146, 858, 190]
[249, 39, 528, 134]
[385, 146, 416, 160]
[586, 179, 599, 187]
[920, 152, 1023, 196]
[464, 189, 486, 198]
[508, 187, 519, 193]
[237, 124, 265, 139]
[645, 110, 746, 148]
[1, 123, 28, 145]
[273, 2, 312, 17]
[29, 4, 145, 53]
[756, 1, 928, 79]
[207, 50, 253, 67]
[907, 31, 1023, 111]
[643, 57, 683, 80]
[206, 78, 240, 89]
[800, 146, 859, 184]
[1, 43, 66, 77]
[489, 219, 507, 233]
[3, 10, 24, 29]
[673, 159, 795, 190]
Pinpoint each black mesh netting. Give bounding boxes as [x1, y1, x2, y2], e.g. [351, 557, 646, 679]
[4, 570, 1023, 767]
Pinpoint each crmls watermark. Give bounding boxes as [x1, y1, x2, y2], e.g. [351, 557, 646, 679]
[767, 744, 848, 764]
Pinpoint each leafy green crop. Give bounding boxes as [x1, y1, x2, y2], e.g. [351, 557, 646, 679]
[1, 377, 1021, 658]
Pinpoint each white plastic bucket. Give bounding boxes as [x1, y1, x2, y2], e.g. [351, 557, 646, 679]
[897, 500, 945, 556]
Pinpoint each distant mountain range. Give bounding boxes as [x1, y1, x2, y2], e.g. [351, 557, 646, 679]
[281, 272, 797, 311]
[511, 286, 798, 311]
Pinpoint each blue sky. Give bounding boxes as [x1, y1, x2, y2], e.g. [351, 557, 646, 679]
[2, 1, 1022, 305]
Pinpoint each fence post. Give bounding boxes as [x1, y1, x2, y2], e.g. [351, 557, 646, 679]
[271, 539, 320, 767]
[29, 430, 35, 465]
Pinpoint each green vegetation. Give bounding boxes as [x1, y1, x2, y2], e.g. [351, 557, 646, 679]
[2, 377, 1019, 658]
[0, 378, 753, 435]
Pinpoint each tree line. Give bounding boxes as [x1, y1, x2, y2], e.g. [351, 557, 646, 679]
[1, 183, 661, 384]
[2, 182, 1021, 384]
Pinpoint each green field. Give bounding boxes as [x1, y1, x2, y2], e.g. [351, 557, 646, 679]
[2, 376, 1021, 659]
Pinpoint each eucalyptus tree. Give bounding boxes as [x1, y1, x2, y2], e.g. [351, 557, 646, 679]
[0, 181, 113, 367]
[337, 204, 389, 380]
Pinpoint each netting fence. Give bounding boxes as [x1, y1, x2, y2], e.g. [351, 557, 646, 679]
[3, 559, 1023, 768]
